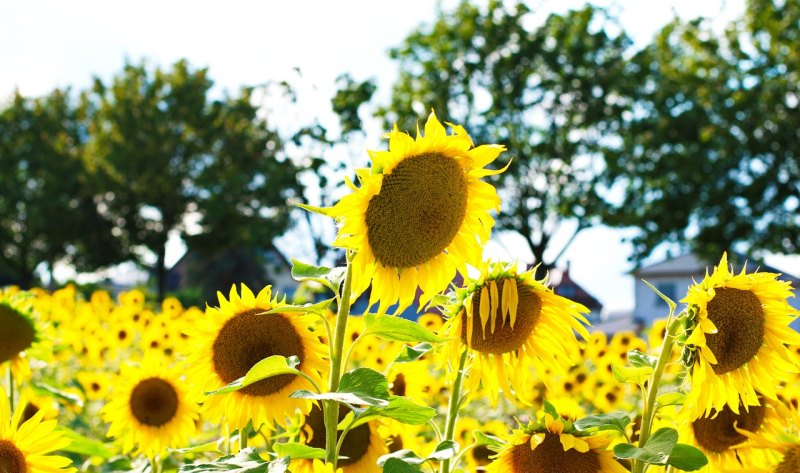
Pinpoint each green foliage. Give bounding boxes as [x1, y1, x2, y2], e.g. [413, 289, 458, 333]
[205, 355, 302, 396]
[384, 1, 634, 270]
[0, 89, 122, 286]
[614, 427, 707, 471]
[362, 313, 444, 343]
[292, 367, 390, 407]
[177, 448, 289, 472]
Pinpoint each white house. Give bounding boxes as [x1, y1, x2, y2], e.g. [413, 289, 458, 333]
[632, 252, 800, 327]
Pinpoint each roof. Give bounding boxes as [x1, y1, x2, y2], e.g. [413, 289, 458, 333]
[634, 252, 799, 283]
[553, 268, 603, 310]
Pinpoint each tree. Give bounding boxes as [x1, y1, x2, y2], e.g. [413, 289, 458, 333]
[605, 0, 800, 262]
[383, 1, 633, 273]
[0, 89, 121, 287]
[85, 60, 300, 300]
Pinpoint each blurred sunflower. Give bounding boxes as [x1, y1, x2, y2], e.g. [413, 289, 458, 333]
[678, 395, 785, 471]
[0, 385, 75, 473]
[440, 261, 590, 404]
[328, 110, 506, 314]
[186, 284, 326, 431]
[102, 355, 198, 458]
[681, 253, 800, 417]
[486, 410, 627, 473]
[291, 405, 386, 473]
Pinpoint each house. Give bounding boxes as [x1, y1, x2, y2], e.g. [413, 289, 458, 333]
[552, 265, 604, 324]
[632, 252, 800, 327]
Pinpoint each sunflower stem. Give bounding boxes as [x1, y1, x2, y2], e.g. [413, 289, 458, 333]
[440, 348, 469, 473]
[324, 253, 354, 467]
[239, 424, 249, 450]
[631, 315, 684, 473]
[7, 368, 14, 413]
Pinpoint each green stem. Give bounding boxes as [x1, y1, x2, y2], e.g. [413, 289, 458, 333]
[324, 254, 354, 467]
[7, 368, 14, 413]
[631, 316, 684, 473]
[239, 424, 249, 451]
[440, 349, 469, 473]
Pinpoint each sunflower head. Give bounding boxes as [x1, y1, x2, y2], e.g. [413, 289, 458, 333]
[102, 355, 199, 458]
[487, 405, 627, 473]
[0, 301, 37, 365]
[328, 110, 507, 314]
[440, 261, 590, 404]
[185, 284, 326, 431]
[681, 253, 800, 417]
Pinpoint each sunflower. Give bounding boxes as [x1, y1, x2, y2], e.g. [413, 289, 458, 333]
[678, 395, 785, 471]
[328, 110, 507, 314]
[0, 385, 75, 473]
[186, 284, 326, 431]
[0, 290, 41, 382]
[486, 410, 628, 473]
[681, 253, 800, 417]
[101, 355, 198, 458]
[440, 261, 590, 404]
[290, 404, 387, 473]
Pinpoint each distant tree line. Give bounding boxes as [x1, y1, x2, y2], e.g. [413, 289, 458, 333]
[1, 0, 797, 299]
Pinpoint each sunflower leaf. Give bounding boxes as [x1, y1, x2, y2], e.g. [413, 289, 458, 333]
[272, 442, 326, 460]
[427, 440, 459, 461]
[363, 313, 445, 343]
[56, 427, 114, 458]
[263, 299, 334, 316]
[614, 427, 678, 466]
[628, 349, 657, 369]
[291, 368, 390, 406]
[290, 259, 346, 293]
[612, 363, 652, 385]
[381, 458, 425, 472]
[377, 450, 425, 466]
[666, 443, 709, 471]
[473, 431, 506, 448]
[574, 412, 631, 435]
[178, 447, 285, 472]
[205, 356, 301, 396]
[656, 392, 687, 408]
[394, 342, 434, 363]
[343, 396, 436, 429]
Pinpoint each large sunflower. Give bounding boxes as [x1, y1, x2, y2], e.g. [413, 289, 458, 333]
[440, 261, 590, 405]
[678, 395, 785, 471]
[186, 284, 326, 431]
[101, 355, 198, 458]
[486, 411, 628, 473]
[329, 110, 506, 314]
[0, 385, 75, 473]
[290, 404, 387, 473]
[681, 253, 800, 417]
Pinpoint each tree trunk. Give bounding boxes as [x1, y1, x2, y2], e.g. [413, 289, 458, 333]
[156, 241, 167, 302]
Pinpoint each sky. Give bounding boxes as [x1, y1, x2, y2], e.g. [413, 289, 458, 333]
[5, 0, 797, 313]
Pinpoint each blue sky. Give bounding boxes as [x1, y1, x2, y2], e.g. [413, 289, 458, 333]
[6, 0, 795, 312]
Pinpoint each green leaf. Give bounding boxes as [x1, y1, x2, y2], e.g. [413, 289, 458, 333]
[290, 259, 345, 293]
[294, 202, 332, 217]
[394, 342, 434, 363]
[291, 368, 390, 407]
[32, 382, 84, 407]
[382, 458, 424, 473]
[205, 356, 301, 396]
[171, 441, 221, 455]
[363, 313, 444, 343]
[272, 442, 326, 460]
[542, 400, 560, 420]
[656, 392, 687, 408]
[574, 413, 632, 435]
[612, 363, 653, 385]
[346, 396, 436, 429]
[56, 427, 114, 458]
[178, 448, 287, 472]
[614, 428, 678, 466]
[378, 450, 425, 466]
[643, 280, 677, 314]
[473, 431, 506, 448]
[667, 443, 709, 471]
[427, 440, 459, 461]
[628, 349, 657, 369]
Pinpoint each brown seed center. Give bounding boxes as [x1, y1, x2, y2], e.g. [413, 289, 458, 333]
[0, 305, 35, 364]
[461, 280, 542, 354]
[304, 406, 372, 466]
[365, 153, 468, 268]
[391, 373, 406, 397]
[212, 310, 304, 397]
[509, 433, 600, 473]
[692, 403, 766, 453]
[776, 445, 800, 473]
[129, 378, 179, 427]
[704, 288, 765, 374]
[0, 439, 27, 473]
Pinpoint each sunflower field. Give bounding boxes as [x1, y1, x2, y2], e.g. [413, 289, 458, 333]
[2, 112, 800, 473]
